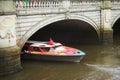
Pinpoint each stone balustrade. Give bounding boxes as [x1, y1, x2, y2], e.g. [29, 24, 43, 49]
[14, 0, 120, 10]
[15, 0, 101, 8]
[14, 0, 101, 15]
[15, 0, 62, 9]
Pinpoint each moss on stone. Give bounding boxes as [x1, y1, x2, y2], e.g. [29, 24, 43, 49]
[0, 46, 20, 57]
[101, 0, 111, 9]
[0, 0, 15, 14]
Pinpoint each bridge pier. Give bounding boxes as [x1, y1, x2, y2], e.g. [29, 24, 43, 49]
[101, 0, 113, 45]
[0, 0, 22, 76]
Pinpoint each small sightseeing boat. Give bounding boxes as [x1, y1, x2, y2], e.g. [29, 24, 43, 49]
[21, 39, 86, 63]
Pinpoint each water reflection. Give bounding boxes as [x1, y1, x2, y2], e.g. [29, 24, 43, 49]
[0, 45, 120, 80]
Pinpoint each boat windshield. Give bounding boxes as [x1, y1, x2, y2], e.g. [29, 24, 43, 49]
[41, 47, 50, 52]
[54, 45, 65, 51]
[41, 45, 65, 52]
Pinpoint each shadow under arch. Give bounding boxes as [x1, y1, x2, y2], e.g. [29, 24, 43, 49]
[112, 14, 120, 45]
[18, 14, 100, 49]
[112, 14, 120, 27]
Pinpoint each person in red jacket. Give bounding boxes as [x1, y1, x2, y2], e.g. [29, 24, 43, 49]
[49, 38, 54, 45]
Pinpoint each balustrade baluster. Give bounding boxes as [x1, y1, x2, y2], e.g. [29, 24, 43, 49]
[33, 0, 38, 8]
[26, 0, 29, 8]
[40, 1, 42, 8]
[23, 0, 26, 8]
[37, 0, 39, 8]
[49, 1, 51, 7]
[39, 1, 41, 7]
[54, 1, 55, 7]
[46, 1, 47, 7]
[19, 0, 23, 9]
[50, 1, 53, 7]
[55, 1, 57, 7]
[15, 0, 63, 9]
[38, 1, 40, 7]
[56, 1, 58, 7]
[41, 1, 43, 8]
[48, 1, 50, 7]
[53, 1, 54, 7]
[43, 1, 45, 8]
[30, 0, 33, 8]
[15, 0, 19, 8]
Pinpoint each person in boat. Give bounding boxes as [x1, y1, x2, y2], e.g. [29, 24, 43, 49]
[49, 38, 55, 52]
[49, 47, 55, 52]
[49, 38, 54, 45]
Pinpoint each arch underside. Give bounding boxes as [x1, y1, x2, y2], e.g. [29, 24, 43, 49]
[112, 14, 120, 45]
[18, 14, 100, 49]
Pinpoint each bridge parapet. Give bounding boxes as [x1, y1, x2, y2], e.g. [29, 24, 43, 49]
[15, 0, 62, 9]
[15, 0, 100, 15]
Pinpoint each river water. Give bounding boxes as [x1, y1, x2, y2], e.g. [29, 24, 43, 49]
[1, 44, 120, 80]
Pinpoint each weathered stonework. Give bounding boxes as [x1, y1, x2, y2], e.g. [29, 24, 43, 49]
[101, 0, 111, 9]
[0, 46, 22, 76]
[102, 30, 113, 45]
[0, 0, 22, 76]
[0, 0, 15, 15]
[1, 0, 120, 76]
[0, 15, 16, 48]
[101, 0, 113, 45]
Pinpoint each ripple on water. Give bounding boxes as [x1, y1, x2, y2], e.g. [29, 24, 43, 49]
[86, 63, 120, 80]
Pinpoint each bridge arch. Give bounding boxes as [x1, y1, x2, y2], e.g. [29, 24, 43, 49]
[19, 14, 100, 49]
[112, 14, 120, 44]
[112, 14, 120, 27]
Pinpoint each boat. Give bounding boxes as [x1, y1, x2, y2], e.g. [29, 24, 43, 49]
[21, 39, 86, 63]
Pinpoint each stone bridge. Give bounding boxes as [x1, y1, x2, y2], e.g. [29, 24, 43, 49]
[0, 0, 120, 76]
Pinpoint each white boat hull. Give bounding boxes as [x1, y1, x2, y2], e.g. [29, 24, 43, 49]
[21, 53, 84, 63]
